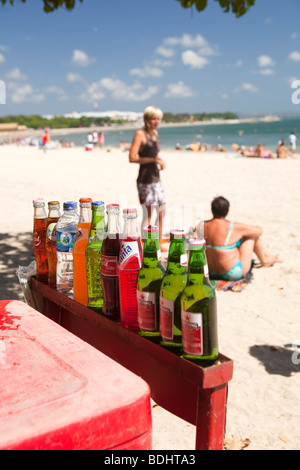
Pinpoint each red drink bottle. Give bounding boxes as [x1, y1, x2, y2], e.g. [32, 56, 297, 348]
[118, 208, 142, 332]
[32, 198, 48, 283]
[101, 204, 120, 320]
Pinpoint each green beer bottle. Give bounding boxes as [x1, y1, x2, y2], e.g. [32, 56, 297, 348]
[181, 238, 218, 366]
[159, 229, 188, 353]
[137, 225, 165, 342]
[86, 201, 106, 313]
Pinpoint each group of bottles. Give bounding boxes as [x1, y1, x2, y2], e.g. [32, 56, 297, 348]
[137, 227, 218, 366]
[32, 198, 218, 366]
[32, 198, 121, 319]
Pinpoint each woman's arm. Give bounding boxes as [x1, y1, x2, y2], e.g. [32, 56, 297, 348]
[129, 130, 156, 164]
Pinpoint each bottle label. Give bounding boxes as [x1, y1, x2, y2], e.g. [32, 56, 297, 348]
[181, 311, 203, 356]
[119, 241, 142, 269]
[180, 254, 188, 266]
[159, 297, 174, 340]
[204, 264, 209, 277]
[56, 230, 76, 252]
[101, 255, 118, 277]
[137, 291, 156, 331]
[157, 249, 161, 261]
[47, 223, 57, 242]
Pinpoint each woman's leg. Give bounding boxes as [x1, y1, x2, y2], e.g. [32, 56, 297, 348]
[239, 237, 281, 275]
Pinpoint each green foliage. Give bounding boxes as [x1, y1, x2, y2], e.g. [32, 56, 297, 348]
[178, 0, 256, 17]
[1, 0, 255, 16]
[161, 112, 239, 122]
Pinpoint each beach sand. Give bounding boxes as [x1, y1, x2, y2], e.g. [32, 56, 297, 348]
[1, 143, 299, 450]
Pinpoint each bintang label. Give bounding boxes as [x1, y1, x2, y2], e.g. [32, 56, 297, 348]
[159, 297, 174, 340]
[181, 311, 203, 355]
[137, 291, 156, 330]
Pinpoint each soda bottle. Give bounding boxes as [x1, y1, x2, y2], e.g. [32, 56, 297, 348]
[86, 201, 106, 313]
[101, 203, 120, 320]
[73, 197, 92, 306]
[181, 238, 218, 366]
[56, 201, 79, 298]
[32, 198, 48, 283]
[45, 201, 61, 288]
[159, 229, 188, 353]
[137, 225, 165, 342]
[118, 208, 143, 332]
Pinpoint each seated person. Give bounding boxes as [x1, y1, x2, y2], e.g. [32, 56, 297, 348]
[241, 143, 275, 158]
[195, 196, 281, 281]
[276, 139, 296, 159]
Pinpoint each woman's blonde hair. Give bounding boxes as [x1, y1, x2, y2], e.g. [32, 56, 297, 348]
[143, 106, 163, 122]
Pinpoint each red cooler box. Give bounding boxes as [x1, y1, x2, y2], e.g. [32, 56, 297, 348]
[0, 300, 152, 450]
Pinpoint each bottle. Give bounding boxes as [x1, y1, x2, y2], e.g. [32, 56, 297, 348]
[73, 197, 92, 306]
[45, 201, 61, 288]
[118, 208, 143, 332]
[137, 225, 165, 342]
[159, 229, 188, 353]
[101, 203, 121, 320]
[32, 198, 48, 283]
[181, 238, 218, 366]
[86, 201, 106, 313]
[56, 201, 79, 298]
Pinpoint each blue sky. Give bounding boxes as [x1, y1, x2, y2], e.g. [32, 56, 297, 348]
[0, 0, 300, 117]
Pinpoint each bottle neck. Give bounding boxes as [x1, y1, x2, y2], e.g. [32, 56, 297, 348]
[167, 238, 187, 273]
[142, 237, 160, 267]
[188, 248, 210, 284]
[79, 204, 92, 224]
[48, 206, 61, 219]
[123, 216, 139, 238]
[107, 210, 120, 235]
[90, 208, 105, 231]
[34, 206, 47, 219]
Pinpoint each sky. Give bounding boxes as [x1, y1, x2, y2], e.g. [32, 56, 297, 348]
[0, 0, 300, 117]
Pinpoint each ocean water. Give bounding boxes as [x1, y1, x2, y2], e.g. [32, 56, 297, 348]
[57, 117, 300, 152]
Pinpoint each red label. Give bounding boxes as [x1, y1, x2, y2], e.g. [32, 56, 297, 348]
[137, 291, 156, 331]
[159, 297, 174, 340]
[181, 311, 203, 355]
[101, 255, 118, 276]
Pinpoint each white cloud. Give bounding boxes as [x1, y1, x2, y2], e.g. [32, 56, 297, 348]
[130, 64, 163, 78]
[72, 49, 95, 67]
[155, 46, 175, 58]
[81, 78, 159, 103]
[45, 86, 68, 101]
[181, 50, 209, 69]
[259, 68, 275, 76]
[234, 83, 259, 93]
[290, 32, 298, 39]
[289, 51, 300, 62]
[165, 81, 195, 98]
[164, 34, 207, 48]
[257, 55, 275, 67]
[66, 72, 84, 83]
[6, 68, 27, 80]
[7, 82, 35, 103]
[235, 60, 243, 67]
[0, 53, 5, 64]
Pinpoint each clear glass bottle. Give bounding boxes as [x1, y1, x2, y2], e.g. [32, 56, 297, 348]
[46, 201, 61, 288]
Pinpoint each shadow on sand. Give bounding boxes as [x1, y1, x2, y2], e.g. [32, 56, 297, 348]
[0, 232, 34, 301]
[249, 344, 300, 377]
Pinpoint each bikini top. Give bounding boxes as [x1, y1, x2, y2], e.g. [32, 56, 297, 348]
[197, 221, 241, 250]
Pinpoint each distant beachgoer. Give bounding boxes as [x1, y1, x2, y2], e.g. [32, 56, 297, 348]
[42, 129, 50, 153]
[240, 143, 275, 158]
[129, 105, 167, 248]
[289, 132, 297, 152]
[276, 140, 296, 159]
[98, 131, 105, 149]
[195, 196, 281, 281]
[92, 131, 98, 146]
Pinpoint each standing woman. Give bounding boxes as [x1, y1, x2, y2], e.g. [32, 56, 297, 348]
[129, 106, 167, 248]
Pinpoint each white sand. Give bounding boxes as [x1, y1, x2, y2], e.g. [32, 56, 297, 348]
[1, 143, 299, 450]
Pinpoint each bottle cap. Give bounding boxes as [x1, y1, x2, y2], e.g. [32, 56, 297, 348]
[188, 238, 206, 248]
[33, 198, 45, 206]
[107, 203, 120, 209]
[143, 224, 159, 232]
[79, 197, 92, 203]
[92, 201, 105, 206]
[123, 208, 138, 218]
[48, 201, 60, 206]
[170, 229, 185, 239]
[63, 201, 77, 211]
